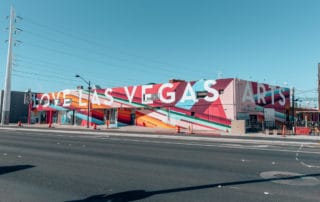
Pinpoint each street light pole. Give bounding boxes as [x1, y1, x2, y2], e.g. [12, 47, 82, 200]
[291, 87, 295, 127]
[87, 80, 91, 128]
[75, 75, 91, 128]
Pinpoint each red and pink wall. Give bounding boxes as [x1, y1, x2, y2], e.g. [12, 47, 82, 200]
[33, 78, 290, 132]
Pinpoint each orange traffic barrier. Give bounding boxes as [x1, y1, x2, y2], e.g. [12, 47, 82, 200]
[176, 126, 180, 134]
[282, 125, 286, 137]
[188, 125, 193, 134]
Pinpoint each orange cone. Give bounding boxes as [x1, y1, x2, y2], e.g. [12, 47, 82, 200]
[282, 125, 286, 137]
[176, 126, 180, 134]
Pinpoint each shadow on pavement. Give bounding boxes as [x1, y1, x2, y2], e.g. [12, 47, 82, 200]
[66, 173, 320, 202]
[0, 165, 35, 175]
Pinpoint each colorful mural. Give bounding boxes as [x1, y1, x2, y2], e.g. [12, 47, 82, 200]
[32, 78, 290, 132]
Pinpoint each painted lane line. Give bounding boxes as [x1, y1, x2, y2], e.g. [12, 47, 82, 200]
[300, 161, 313, 168]
[2, 127, 319, 146]
[107, 137, 320, 155]
[253, 145, 269, 148]
[2, 127, 320, 155]
[296, 144, 320, 169]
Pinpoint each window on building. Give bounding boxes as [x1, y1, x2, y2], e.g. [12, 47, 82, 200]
[143, 93, 159, 102]
[196, 91, 207, 99]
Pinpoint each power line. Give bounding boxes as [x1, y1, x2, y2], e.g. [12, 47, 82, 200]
[23, 30, 181, 74]
[13, 69, 78, 82]
[23, 42, 171, 77]
[13, 59, 137, 88]
[12, 73, 76, 89]
[12, 17, 208, 92]
[23, 17, 198, 75]
[15, 58, 140, 86]
[295, 88, 318, 95]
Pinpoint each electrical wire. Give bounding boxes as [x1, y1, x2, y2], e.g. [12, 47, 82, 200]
[14, 57, 140, 86]
[23, 17, 198, 75]
[23, 30, 182, 75]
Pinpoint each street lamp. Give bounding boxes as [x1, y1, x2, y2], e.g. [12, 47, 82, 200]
[75, 74, 91, 128]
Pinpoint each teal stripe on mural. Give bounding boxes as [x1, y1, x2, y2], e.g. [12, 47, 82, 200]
[75, 112, 105, 125]
[49, 104, 68, 111]
[167, 110, 230, 131]
[253, 88, 290, 101]
[175, 79, 205, 110]
[254, 105, 286, 120]
[114, 97, 231, 131]
[80, 92, 231, 130]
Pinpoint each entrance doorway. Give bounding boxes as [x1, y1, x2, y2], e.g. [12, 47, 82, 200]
[104, 108, 117, 128]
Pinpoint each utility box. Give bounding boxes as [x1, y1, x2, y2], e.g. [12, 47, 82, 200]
[231, 120, 246, 134]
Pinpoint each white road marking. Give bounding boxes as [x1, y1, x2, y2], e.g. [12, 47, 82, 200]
[295, 144, 320, 168]
[2, 127, 319, 147]
[221, 144, 243, 147]
[107, 137, 320, 155]
[260, 171, 320, 186]
[2, 127, 320, 154]
[254, 145, 269, 148]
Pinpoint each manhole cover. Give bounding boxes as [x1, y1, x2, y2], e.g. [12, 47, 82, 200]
[260, 171, 320, 186]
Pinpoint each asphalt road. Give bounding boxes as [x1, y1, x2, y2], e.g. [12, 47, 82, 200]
[0, 129, 319, 202]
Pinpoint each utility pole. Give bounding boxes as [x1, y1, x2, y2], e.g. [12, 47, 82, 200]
[291, 87, 295, 126]
[318, 63, 320, 111]
[1, 6, 15, 125]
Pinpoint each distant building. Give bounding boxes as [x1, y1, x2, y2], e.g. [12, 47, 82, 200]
[32, 78, 291, 133]
[0, 90, 29, 124]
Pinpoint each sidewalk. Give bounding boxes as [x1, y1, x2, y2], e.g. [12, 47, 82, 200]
[3, 123, 320, 141]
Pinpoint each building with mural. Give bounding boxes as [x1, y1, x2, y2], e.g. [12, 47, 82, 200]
[31, 78, 291, 133]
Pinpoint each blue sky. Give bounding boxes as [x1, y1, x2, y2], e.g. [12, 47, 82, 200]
[0, 0, 319, 106]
